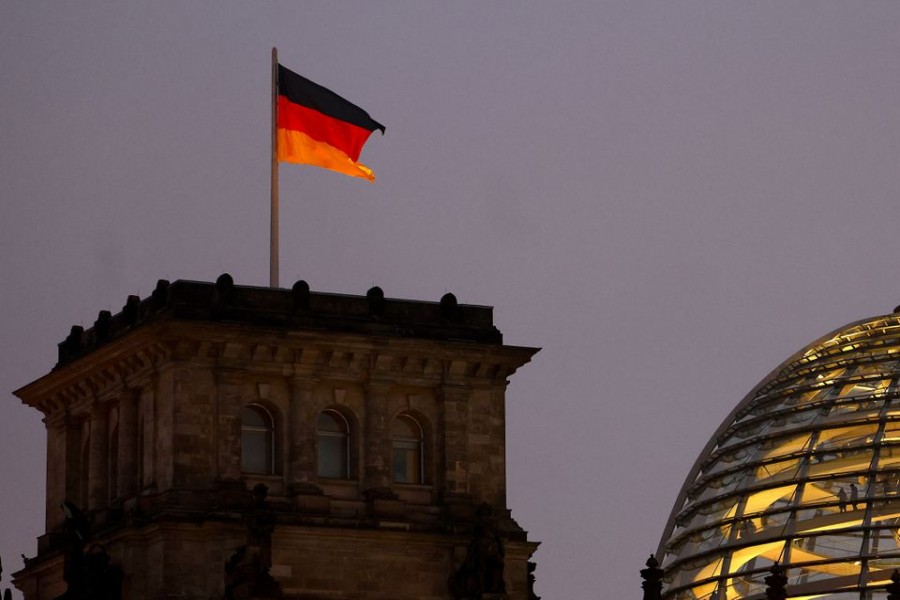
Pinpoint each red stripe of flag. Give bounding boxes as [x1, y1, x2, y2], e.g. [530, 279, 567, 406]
[276, 65, 384, 181]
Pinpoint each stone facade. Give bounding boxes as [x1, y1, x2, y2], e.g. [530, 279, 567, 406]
[13, 276, 539, 600]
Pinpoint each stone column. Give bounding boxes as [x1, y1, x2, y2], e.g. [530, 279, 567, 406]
[363, 381, 392, 494]
[287, 378, 317, 491]
[140, 381, 157, 491]
[44, 412, 68, 531]
[216, 370, 244, 481]
[117, 387, 140, 500]
[88, 402, 110, 511]
[487, 386, 508, 508]
[65, 416, 86, 505]
[439, 384, 470, 496]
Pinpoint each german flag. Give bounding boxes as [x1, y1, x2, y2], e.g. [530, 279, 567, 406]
[277, 65, 385, 182]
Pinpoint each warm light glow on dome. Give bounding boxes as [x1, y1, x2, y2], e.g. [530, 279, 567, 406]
[658, 313, 900, 600]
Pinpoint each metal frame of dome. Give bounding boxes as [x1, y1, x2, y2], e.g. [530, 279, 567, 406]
[657, 313, 900, 600]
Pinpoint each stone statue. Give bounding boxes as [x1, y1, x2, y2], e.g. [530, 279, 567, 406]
[248, 484, 276, 574]
[224, 485, 281, 599]
[449, 503, 506, 599]
[641, 555, 664, 600]
[224, 546, 254, 599]
[887, 569, 900, 600]
[56, 502, 123, 600]
[527, 561, 540, 600]
[764, 563, 787, 600]
[82, 545, 123, 600]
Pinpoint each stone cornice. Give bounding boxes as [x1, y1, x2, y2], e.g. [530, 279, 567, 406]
[16, 309, 538, 414]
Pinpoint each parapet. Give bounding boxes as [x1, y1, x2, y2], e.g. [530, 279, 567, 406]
[55, 275, 503, 368]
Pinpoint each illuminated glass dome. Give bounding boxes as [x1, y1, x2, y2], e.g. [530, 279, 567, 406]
[658, 312, 900, 600]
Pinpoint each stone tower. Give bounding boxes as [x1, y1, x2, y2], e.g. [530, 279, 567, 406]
[12, 276, 539, 600]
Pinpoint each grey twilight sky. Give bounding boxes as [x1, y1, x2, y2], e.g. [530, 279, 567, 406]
[2, 3, 900, 598]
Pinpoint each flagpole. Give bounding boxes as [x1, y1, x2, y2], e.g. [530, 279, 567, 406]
[270, 47, 280, 288]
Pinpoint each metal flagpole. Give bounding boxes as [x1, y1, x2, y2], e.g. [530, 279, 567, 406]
[270, 47, 280, 288]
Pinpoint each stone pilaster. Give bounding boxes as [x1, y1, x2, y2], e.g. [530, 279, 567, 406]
[44, 411, 68, 531]
[287, 378, 317, 491]
[65, 415, 86, 506]
[440, 384, 470, 496]
[116, 387, 140, 500]
[216, 370, 244, 481]
[364, 381, 393, 494]
[139, 379, 157, 492]
[87, 401, 110, 511]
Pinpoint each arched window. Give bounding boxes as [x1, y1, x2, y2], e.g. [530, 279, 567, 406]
[391, 414, 424, 484]
[241, 404, 274, 474]
[317, 410, 350, 479]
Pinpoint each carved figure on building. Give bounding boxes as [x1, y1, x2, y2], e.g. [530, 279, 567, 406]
[82, 545, 123, 600]
[2, 553, 13, 600]
[247, 484, 276, 573]
[60, 501, 90, 596]
[640, 555, 664, 600]
[224, 485, 282, 599]
[764, 563, 787, 600]
[56, 502, 123, 600]
[527, 562, 540, 600]
[887, 569, 900, 600]
[449, 503, 506, 599]
[224, 546, 254, 600]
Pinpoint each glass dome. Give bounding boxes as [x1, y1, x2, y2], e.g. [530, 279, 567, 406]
[658, 312, 900, 600]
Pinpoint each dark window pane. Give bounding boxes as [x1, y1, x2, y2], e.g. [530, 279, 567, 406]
[317, 410, 349, 479]
[391, 415, 423, 484]
[241, 405, 273, 474]
[317, 411, 346, 433]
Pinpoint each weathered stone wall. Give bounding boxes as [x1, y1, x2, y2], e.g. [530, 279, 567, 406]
[14, 281, 539, 600]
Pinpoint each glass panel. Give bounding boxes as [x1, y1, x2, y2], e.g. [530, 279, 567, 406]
[809, 448, 874, 478]
[743, 485, 797, 521]
[392, 444, 420, 483]
[391, 415, 423, 484]
[866, 548, 900, 580]
[317, 411, 346, 433]
[695, 469, 756, 505]
[242, 430, 269, 473]
[866, 526, 900, 556]
[242, 406, 267, 427]
[726, 554, 777, 600]
[672, 555, 724, 594]
[317, 434, 347, 478]
[672, 525, 730, 560]
[815, 423, 879, 453]
[753, 457, 804, 485]
[877, 446, 900, 471]
[729, 573, 764, 599]
[793, 532, 867, 561]
[705, 433, 811, 478]
[880, 420, 900, 442]
[680, 498, 741, 536]
[870, 469, 900, 506]
[753, 509, 792, 537]
[317, 410, 349, 478]
[391, 417, 416, 437]
[241, 405, 272, 474]
[787, 560, 858, 591]
[822, 392, 887, 421]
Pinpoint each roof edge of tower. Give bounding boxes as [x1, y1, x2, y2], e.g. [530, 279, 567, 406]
[49, 276, 514, 370]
